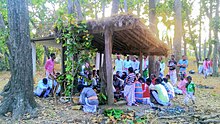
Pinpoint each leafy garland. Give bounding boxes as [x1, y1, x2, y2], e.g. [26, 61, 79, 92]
[55, 14, 96, 97]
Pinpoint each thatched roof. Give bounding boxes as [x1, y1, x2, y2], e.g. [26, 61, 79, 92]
[32, 14, 169, 56]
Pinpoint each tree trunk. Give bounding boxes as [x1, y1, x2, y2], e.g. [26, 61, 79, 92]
[124, 0, 128, 12]
[204, 39, 207, 59]
[173, 0, 182, 72]
[43, 45, 49, 65]
[186, 8, 199, 68]
[102, 1, 106, 18]
[212, 0, 219, 77]
[148, 0, 157, 76]
[74, 0, 83, 20]
[198, 1, 202, 61]
[111, 0, 120, 15]
[0, 0, 37, 119]
[183, 33, 187, 56]
[207, 0, 213, 59]
[68, 0, 74, 15]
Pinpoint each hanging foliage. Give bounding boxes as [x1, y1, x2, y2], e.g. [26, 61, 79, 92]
[55, 14, 96, 97]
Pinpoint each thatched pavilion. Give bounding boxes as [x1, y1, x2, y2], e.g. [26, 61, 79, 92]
[31, 14, 169, 104]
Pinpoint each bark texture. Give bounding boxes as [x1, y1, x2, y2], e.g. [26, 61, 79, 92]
[173, 0, 182, 72]
[74, 0, 84, 20]
[111, 0, 120, 15]
[0, 0, 37, 119]
[148, 0, 157, 76]
[212, 0, 219, 77]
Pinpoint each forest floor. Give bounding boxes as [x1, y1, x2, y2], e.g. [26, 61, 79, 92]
[0, 62, 220, 124]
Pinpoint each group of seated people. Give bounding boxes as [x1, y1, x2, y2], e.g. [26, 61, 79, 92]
[34, 65, 194, 113]
[114, 67, 195, 107]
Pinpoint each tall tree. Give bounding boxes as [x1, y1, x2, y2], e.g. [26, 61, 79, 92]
[212, 0, 219, 76]
[173, 0, 182, 67]
[124, 0, 128, 12]
[198, 1, 202, 60]
[203, 0, 214, 58]
[74, 0, 84, 20]
[0, 0, 37, 119]
[149, 0, 157, 76]
[68, 0, 75, 14]
[111, 0, 120, 15]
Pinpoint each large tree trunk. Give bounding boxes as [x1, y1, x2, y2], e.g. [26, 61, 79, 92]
[173, 0, 182, 72]
[111, 0, 120, 15]
[183, 33, 187, 56]
[207, 0, 213, 59]
[68, 0, 74, 15]
[74, 0, 83, 20]
[198, 1, 202, 61]
[204, 39, 207, 59]
[212, 0, 219, 77]
[102, 1, 106, 18]
[0, 0, 37, 119]
[124, 0, 128, 12]
[148, 0, 157, 76]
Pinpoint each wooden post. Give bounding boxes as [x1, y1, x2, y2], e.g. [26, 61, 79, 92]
[139, 51, 143, 75]
[31, 42, 36, 76]
[104, 28, 114, 105]
[95, 52, 100, 70]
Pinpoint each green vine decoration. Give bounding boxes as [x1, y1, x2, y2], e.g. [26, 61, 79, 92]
[55, 14, 96, 97]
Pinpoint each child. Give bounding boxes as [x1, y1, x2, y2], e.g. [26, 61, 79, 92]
[142, 78, 155, 107]
[184, 76, 195, 105]
[79, 84, 99, 113]
[134, 76, 143, 104]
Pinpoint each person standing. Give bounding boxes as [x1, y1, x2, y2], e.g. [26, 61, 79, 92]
[45, 53, 56, 79]
[177, 55, 188, 76]
[142, 56, 149, 79]
[123, 55, 132, 74]
[203, 58, 209, 79]
[159, 57, 165, 78]
[115, 54, 124, 76]
[168, 55, 177, 85]
[131, 56, 140, 73]
[124, 67, 137, 106]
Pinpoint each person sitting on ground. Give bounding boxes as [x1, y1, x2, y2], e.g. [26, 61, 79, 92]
[176, 74, 187, 94]
[184, 76, 195, 105]
[78, 83, 99, 113]
[163, 78, 175, 100]
[150, 74, 157, 85]
[151, 78, 170, 106]
[124, 67, 137, 106]
[34, 78, 51, 98]
[134, 75, 143, 104]
[113, 74, 124, 100]
[141, 78, 155, 107]
[121, 71, 127, 81]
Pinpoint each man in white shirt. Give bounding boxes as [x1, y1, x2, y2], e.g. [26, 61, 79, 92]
[115, 54, 123, 76]
[131, 56, 140, 73]
[159, 57, 165, 78]
[123, 55, 132, 74]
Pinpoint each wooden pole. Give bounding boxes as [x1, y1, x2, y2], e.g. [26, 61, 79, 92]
[104, 28, 114, 105]
[139, 51, 143, 75]
[31, 42, 36, 77]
